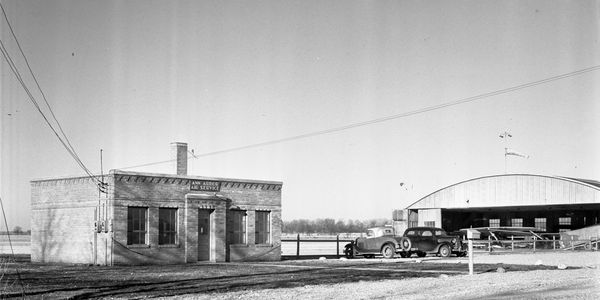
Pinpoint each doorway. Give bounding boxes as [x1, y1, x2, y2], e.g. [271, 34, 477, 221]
[198, 209, 213, 261]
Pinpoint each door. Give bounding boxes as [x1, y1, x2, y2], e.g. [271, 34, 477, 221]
[419, 229, 436, 251]
[198, 209, 212, 261]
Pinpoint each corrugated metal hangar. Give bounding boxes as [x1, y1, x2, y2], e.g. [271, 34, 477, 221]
[394, 174, 600, 234]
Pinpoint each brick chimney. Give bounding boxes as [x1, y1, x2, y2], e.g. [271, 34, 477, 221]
[171, 142, 188, 176]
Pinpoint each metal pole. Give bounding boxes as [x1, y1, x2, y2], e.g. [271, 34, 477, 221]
[553, 235, 556, 250]
[533, 236, 536, 252]
[296, 234, 300, 259]
[336, 234, 340, 258]
[504, 147, 507, 174]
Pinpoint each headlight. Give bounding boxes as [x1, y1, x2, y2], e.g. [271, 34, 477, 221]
[451, 238, 457, 244]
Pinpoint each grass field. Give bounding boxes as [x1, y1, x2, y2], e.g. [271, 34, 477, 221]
[0, 235, 29, 255]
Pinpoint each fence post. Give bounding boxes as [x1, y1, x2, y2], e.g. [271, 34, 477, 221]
[336, 235, 340, 258]
[511, 236, 514, 251]
[488, 236, 491, 253]
[533, 236, 536, 252]
[570, 236, 574, 251]
[296, 234, 300, 259]
[553, 235, 556, 250]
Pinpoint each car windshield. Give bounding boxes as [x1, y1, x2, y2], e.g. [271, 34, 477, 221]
[435, 230, 446, 236]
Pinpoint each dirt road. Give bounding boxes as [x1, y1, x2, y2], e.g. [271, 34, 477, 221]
[1, 251, 598, 299]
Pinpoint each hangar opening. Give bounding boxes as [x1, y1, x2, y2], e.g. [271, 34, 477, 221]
[394, 174, 600, 235]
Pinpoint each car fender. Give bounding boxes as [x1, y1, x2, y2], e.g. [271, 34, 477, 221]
[382, 237, 401, 249]
[434, 242, 452, 253]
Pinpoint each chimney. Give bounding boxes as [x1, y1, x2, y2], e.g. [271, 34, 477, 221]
[171, 142, 188, 176]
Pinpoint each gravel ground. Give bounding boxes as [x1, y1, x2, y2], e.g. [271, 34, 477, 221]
[189, 251, 600, 300]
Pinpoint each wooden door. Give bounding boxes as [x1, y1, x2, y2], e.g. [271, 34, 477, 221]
[198, 209, 212, 261]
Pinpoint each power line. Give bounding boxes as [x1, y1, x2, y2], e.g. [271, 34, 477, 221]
[0, 39, 100, 184]
[0, 2, 101, 185]
[116, 64, 600, 170]
[0, 1, 89, 177]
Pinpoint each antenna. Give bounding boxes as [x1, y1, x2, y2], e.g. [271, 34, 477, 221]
[499, 130, 512, 173]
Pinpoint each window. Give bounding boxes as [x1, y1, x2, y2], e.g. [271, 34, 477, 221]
[127, 207, 147, 245]
[489, 219, 500, 227]
[559, 217, 571, 225]
[421, 230, 433, 237]
[424, 221, 435, 227]
[511, 218, 523, 227]
[409, 221, 418, 228]
[159, 208, 178, 245]
[405, 230, 417, 236]
[228, 210, 246, 244]
[535, 218, 546, 232]
[255, 211, 270, 244]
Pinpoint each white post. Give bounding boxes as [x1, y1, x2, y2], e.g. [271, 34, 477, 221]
[468, 239, 474, 276]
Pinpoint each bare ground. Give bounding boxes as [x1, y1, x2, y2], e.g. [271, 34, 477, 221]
[0, 251, 598, 299]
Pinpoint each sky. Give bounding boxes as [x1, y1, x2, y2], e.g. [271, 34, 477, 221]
[1, 0, 599, 230]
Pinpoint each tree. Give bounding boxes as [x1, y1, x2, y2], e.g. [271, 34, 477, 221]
[13, 226, 23, 234]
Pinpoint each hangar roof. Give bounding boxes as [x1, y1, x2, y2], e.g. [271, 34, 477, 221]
[407, 174, 600, 210]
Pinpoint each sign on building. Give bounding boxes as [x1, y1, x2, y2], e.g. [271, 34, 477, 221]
[190, 180, 221, 192]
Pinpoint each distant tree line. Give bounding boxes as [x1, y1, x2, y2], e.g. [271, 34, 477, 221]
[283, 218, 391, 234]
[0, 226, 30, 235]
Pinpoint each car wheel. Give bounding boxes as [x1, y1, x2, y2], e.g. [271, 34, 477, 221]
[381, 244, 395, 259]
[344, 244, 354, 259]
[400, 237, 412, 251]
[438, 244, 451, 258]
[416, 251, 427, 257]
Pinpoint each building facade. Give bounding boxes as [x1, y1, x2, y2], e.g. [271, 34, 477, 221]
[393, 174, 600, 234]
[31, 142, 283, 265]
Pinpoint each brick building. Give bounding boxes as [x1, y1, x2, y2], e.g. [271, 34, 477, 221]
[31, 142, 282, 265]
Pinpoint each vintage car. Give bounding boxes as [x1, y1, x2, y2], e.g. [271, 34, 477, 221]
[398, 227, 466, 258]
[344, 226, 401, 259]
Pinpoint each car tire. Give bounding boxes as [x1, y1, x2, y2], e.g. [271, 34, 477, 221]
[400, 237, 412, 251]
[381, 244, 395, 259]
[438, 244, 451, 258]
[416, 251, 427, 258]
[344, 244, 354, 259]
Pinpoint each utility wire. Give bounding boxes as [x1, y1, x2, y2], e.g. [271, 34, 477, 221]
[0, 1, 89, 177]
[0, 39, 100, 184]
[117, 64, 600, 170]
[0, 2, 100, 185]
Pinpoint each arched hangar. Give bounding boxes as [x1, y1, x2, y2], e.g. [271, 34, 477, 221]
[397, 174, 600, 233]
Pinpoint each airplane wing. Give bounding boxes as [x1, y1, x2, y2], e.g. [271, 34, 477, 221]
[459, 227, 541, 238]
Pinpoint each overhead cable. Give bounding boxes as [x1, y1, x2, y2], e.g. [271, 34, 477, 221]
[117, 64, 600, 170]
[0, 2, 100, 184]
[0, 1, 89, 177]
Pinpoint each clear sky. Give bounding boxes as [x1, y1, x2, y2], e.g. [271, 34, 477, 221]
[1, 0, 599, 230]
